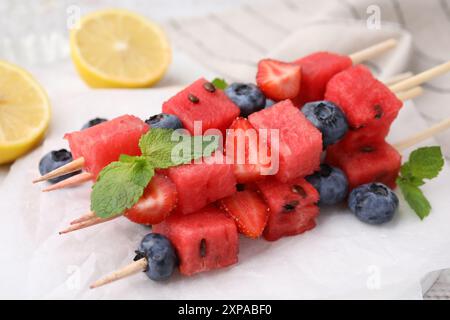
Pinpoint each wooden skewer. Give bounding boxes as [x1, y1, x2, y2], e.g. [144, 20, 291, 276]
[90, 258, 148, 289]
[389, 60, 450, 93]
[383, 72, 414, 86]
[349, 38, 397, 65]
[42, 172, 93, 192]
[33, 157, 85, 183]
[69, 211, 96, 225]
[396, 86, 423, 101]
[394, 117, 450, 151]
[59, 214, 120, 234]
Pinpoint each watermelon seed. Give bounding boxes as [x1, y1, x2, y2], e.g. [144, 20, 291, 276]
[236, 183, 246, 192]
[203, 82, 216, 93]
[360, 146, 375, 153]
[199, 239, 207, 257]
[188, 93, 200, 103]
[374, 104, 383, 119]
[283, 200, 299, 212]
[291, 185, 306, 198]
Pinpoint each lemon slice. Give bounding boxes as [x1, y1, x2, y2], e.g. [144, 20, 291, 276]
[0, 60, 51, 164]
[70, 9, 171, 88]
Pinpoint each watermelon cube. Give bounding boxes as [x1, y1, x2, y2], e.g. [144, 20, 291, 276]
[162, 78, 240, 135]
[257, 177, 319, 241]
[292, 52, 352, 107]
[166, 153, 237, 215]
[64, 115, 149, 178]
[153, 206, 239, 276]
[326, 140, 401, 190]
[336, 124, 389, 150]
[325, 65, 403, 131]
[248, 100, 322, 182]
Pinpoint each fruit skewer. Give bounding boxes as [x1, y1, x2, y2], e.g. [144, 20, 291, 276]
[60, 89, 435, 237]
[33, 40, 397, 186]
[278, 39, 397, 105]
[41, 82, 422, 193]
[60, 75, 422, 235]
[32, 115, 149, 184]
[42, 66, 440, 234]
[89, 117, 450, 289]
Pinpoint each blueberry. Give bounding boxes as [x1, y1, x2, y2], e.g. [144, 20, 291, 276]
[348, 183, 399, 225]
[225, 83, 266, 117]
[302, 101, 348, 148]
[145, 113, 183, 130]
[265, 99, 276, 108]
[81, 118, 107, 130]
[38, 149, 81, 184]
[137, 233, 177, 281]
[306, 164, 348, 206]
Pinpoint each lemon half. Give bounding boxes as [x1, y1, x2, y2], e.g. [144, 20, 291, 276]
[70, 9, 171, 88]
[0, 60, 51, 164]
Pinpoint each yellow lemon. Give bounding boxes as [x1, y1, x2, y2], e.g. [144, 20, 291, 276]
[70, 9, 171, 88]
[0, 60, 51, 164]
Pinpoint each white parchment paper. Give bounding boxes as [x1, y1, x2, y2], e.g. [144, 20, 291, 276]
[0, 88, 449, 299]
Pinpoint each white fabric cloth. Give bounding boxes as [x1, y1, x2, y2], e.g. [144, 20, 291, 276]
[1, 0, 450, 299]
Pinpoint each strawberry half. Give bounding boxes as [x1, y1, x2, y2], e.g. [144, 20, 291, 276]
[226, 117, 272, 183]
[256, 59, 301, 101]
[124, 174, 178, 225]
[221, 186, 270, 239]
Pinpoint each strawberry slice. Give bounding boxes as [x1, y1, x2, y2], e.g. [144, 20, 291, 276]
[124, 174, 178, 225]
[221, 186, 270, 239]
[256, 59, 301, 101]
[226, 117, 272, 183]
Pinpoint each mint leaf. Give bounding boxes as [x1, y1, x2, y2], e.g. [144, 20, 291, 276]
[91, 159, 154, 218]
[139, 128, 220, 167]
[139, 128, 178, 169]
[119, 154, 138, 163]
[397, 146, 444, 220]
[400, 162, 424, 186]
[92, 129, 220, 218]
[409, 146, 444, 180]
[397, 179, 431, 219]
[211, 78, 228, 90]
[170, 132, 220, 165]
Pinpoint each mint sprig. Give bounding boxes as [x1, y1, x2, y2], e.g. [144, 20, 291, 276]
[396, 146, 444, 219]
[92, 158, 154, 218]
[91, 128, 220, 218]
[211, 78, 228, 90]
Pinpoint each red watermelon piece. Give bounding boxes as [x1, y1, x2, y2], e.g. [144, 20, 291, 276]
[335, 124, 389, 150]
[326, 140, 401, 190]
[257, 177, 319, 241]
[325, 65, 403, 130]
[64, 115, 148, 178]
[166, 153, 237, 215]
[292, 52, 352, 107]
[162, 78, 240, 135]
[248, 100, 322, 182]
[153, 206, 239, 276]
